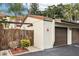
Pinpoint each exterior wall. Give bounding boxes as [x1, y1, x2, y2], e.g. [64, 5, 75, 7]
[21, 17, 41, 30]
[33, 21, 44, 49]
[21, 17, 44, 50]
[9, 16, 79, 49]
[43, 20, 55, 49]
[21, 17, 56, 49]
[22, 17, 79, 49]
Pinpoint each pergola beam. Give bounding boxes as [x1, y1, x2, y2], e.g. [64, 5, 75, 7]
[0, 21, 32, 25]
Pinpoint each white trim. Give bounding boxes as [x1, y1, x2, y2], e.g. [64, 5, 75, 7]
[67, 28, 72, 45]
[52, 20, 55, 48]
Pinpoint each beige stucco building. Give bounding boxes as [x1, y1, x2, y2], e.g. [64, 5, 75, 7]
[19, 15, 79, 50]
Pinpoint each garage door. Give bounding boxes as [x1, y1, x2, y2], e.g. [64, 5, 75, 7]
[54, 27, 67, 46]
[72, 29, 79, 44]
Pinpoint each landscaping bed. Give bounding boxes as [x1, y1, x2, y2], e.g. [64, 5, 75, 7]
[0, 38, 31, 55]
[9, 38, 31, 55]
[10, 48, 29, 55]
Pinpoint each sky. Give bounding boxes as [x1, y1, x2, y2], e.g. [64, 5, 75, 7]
[27, 3, 58, 11]
[0, 3, 53, 12]
[0, 1, 79, 16]
[0, 0, 79, 11]
[0, 3, 28, 16]
[0, 3, 56, 15]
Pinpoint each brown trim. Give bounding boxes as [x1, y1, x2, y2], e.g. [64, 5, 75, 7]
[61, 20, 79, 25]
[44, 19, 52, 22]
[55, 21, 79, 26]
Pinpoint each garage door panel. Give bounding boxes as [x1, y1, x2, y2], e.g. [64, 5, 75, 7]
[54, 27, 67, 46]
[72, 29, 79, 44]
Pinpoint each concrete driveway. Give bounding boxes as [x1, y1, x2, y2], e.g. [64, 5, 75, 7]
[19, 45, 79, 56]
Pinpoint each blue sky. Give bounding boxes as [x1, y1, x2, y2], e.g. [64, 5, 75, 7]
[0, 3, 28, 16]
[0, 4, 9, 12]
[0, 3, 50, 16]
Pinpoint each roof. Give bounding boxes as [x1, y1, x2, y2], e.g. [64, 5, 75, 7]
[28, 15, 53, 22]
[20, 15, 79, 27]
[29, 15, 46, 20]
[11, 15, 79, 27]
[20, 15, 54, 27]
[55, 20, 79, 26]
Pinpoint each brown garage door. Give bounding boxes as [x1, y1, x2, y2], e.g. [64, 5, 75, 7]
[72, 29, 79, 44]
[54, 27, 67, 46]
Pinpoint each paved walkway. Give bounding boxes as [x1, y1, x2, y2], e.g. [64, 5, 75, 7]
[19, 45, 79, 56]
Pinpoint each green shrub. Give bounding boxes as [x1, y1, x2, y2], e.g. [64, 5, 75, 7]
[20, 38, 31, 48]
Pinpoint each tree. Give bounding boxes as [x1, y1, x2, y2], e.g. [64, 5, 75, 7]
[30, 3, 39, 15]
[42, 5, 57, 18]
[63, 3, 79, 21]
[56, 4, 64, 19]
[63, 4, 73, 20]
[47, 5, 56, 18]
[8, 3, 26, 16]
[73, 3, 79, 20]
[41, 4, 64, 19]
[29, 3, 79, 21]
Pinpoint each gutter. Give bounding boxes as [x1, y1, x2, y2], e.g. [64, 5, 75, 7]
[61, 20, 79, 25]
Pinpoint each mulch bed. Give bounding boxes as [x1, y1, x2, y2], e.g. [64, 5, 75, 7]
[10, 48, 29, 54]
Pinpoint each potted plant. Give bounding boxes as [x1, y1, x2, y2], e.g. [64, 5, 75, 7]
[20, 38, 31, 49]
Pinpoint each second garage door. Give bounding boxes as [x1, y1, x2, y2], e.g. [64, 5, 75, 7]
[72, 29, 79, 44]
[54, 27, 67, 46]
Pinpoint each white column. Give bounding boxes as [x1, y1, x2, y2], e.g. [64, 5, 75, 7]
[52, 20, 55, 48]
[67, 28, 72, 45]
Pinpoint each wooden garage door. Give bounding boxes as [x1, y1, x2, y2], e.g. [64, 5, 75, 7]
[54, 27, 67, 46]
[72, 29, 79, 44]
